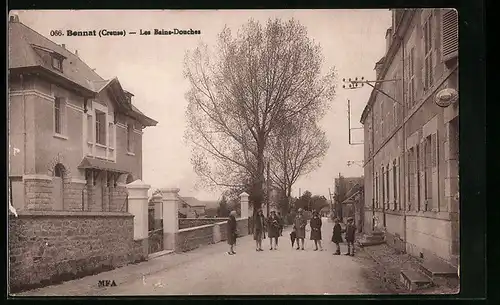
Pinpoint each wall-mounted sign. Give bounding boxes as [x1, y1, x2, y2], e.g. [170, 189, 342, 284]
[435, 88, 458, 108]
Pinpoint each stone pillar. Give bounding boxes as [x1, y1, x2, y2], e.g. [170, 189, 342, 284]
[23, 175, 53, 210]
[239, 192, 249, 219]
[151, 193, 163, 230]
[126, 180, 150, 258]
[213, 223, 222, 243]
[160, 188, 180, 251]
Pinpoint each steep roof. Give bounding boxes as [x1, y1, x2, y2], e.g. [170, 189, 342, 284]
[8, 19, 157, 127]
[9, 21, 104, 89]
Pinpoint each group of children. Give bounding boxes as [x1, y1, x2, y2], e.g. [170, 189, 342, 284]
[331, 217, 356, 256]
[289, 211, 357, 256]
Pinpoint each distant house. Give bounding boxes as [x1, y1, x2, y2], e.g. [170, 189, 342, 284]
[334, 176, 364, 223]
[341, 182, 364, 232]
[177, 196, 210, 218]
[191, 205, 206, 218]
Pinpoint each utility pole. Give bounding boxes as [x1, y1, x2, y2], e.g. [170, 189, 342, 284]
[328, 188, 334, 217]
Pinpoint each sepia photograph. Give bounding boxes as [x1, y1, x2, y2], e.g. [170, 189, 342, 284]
[8, 9, 460, 296]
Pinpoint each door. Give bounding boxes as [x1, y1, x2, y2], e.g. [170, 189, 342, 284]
[53, 176, 63, 210]
[53, 164, 64, 210]
[94, 172, 103, 210]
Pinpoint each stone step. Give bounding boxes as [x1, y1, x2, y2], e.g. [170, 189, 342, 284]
[371, 231, 385, 236]
[420, 259, 458, 279]
[365, 235, 385, 242]
[400, 269, 433, 292]
[357, 239, 385, 247]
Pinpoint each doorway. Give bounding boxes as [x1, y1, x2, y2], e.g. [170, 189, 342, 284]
[52, 163, 65, 210]
[94, 171, 104, 210]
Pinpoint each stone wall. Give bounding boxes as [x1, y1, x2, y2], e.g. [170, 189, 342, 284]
[179, 217, 228, 229]
[64, 181, 86, 211]
[9, 211, 146, 293]
[405, 213, 453, 263]
[176, 224, 215, 252]
[24, 177, 52, 210]
[236, 218, 249, 237]
[175, 218, 249, 253]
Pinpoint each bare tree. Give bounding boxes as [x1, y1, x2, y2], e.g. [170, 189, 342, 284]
[184, 18, 335, 212]
[269, 118, 329, 213]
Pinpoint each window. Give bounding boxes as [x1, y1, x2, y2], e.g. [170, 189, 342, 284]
[375, 173, 379, 209]
[393, 160, 398, 210]
[416, 144, 422, 211]
[441, 9, 458, 62]
[127, 124, 134, 153]
[54, 97, 62, 134]
[381, 167, 385, 209]
[424, 136, 433, 210]
[52, 56, 63, 71]
[409, 47, 416, 106]
[95, 110, 106, 145]
[108, 122, 114, 148]
[407, 148, 415, 211]
[424, 14, 434, 90]
[386, 166, 390, 209]
[87, 115, 93, 142]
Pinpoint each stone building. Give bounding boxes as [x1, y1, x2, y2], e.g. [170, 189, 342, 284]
[8, 15, 157, 213]
[360, 9, 459, 268]
[334, 176, 364, 224]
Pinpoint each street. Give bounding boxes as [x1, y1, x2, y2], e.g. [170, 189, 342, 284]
[15, 218, 390, 296]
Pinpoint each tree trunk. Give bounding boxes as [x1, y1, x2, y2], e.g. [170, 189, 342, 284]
[250, 136, 266, 218]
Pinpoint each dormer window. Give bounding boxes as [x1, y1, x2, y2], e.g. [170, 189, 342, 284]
[52, 56, 63, 72]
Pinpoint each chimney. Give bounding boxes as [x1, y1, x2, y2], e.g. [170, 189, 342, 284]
[61, 44, 66, 49]
[75, 50, 79, 57]
[374, 57, 385, 80]
[9, 15, 19, 23]
[385, 28, 393, 54]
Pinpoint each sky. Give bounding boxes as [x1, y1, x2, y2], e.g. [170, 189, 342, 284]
[12, 10, 392, 201]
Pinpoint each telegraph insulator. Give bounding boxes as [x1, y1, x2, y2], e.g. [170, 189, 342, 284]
[362, 83, 364, 87]
[349, 84, 352, 88]
[342, 85, 345, 89]
[355, 77, 358, 81]
[349, 78, 351, 82]
[342, 78, 345, 82]
[361, 77, 364, 80]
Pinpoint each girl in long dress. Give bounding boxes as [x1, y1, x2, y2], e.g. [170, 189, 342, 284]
[253, 209, 266, 251]
[293, 208, 307, 250]
[226, 210, 238, 255]
[267, 211, 280, 250]
[309, 210, 323, 251]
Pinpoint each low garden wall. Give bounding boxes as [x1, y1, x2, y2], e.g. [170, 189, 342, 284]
[179, 217, 229, 229]
[175, 218, 249, 252]
[9, 211, 146, 293]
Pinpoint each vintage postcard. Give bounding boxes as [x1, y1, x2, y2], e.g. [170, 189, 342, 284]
[8, 9, 459, 296]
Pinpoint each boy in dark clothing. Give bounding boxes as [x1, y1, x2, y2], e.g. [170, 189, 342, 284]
[344, 217, 357, 256]
[331, 218, 343, 255]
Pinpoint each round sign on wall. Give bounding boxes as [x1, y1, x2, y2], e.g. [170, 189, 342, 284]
[435, 88, 458, 108]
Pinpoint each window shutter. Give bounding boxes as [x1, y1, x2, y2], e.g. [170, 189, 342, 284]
[62, 98, 67, 135]
[442, 9, 458, 62]
[431, 133, 438, 167]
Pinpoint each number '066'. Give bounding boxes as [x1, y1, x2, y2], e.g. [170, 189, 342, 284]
[50, 30, 64, 36]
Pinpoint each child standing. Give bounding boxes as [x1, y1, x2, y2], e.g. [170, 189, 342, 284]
[331, 218, 343, 255]
[309, 210, 323, 251]
[344, 217, 357, 256]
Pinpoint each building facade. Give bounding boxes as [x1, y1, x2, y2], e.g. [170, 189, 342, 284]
[334, 176, 364, 225]
[8, 16, 157, 213]
[360, 9, 459, 267]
